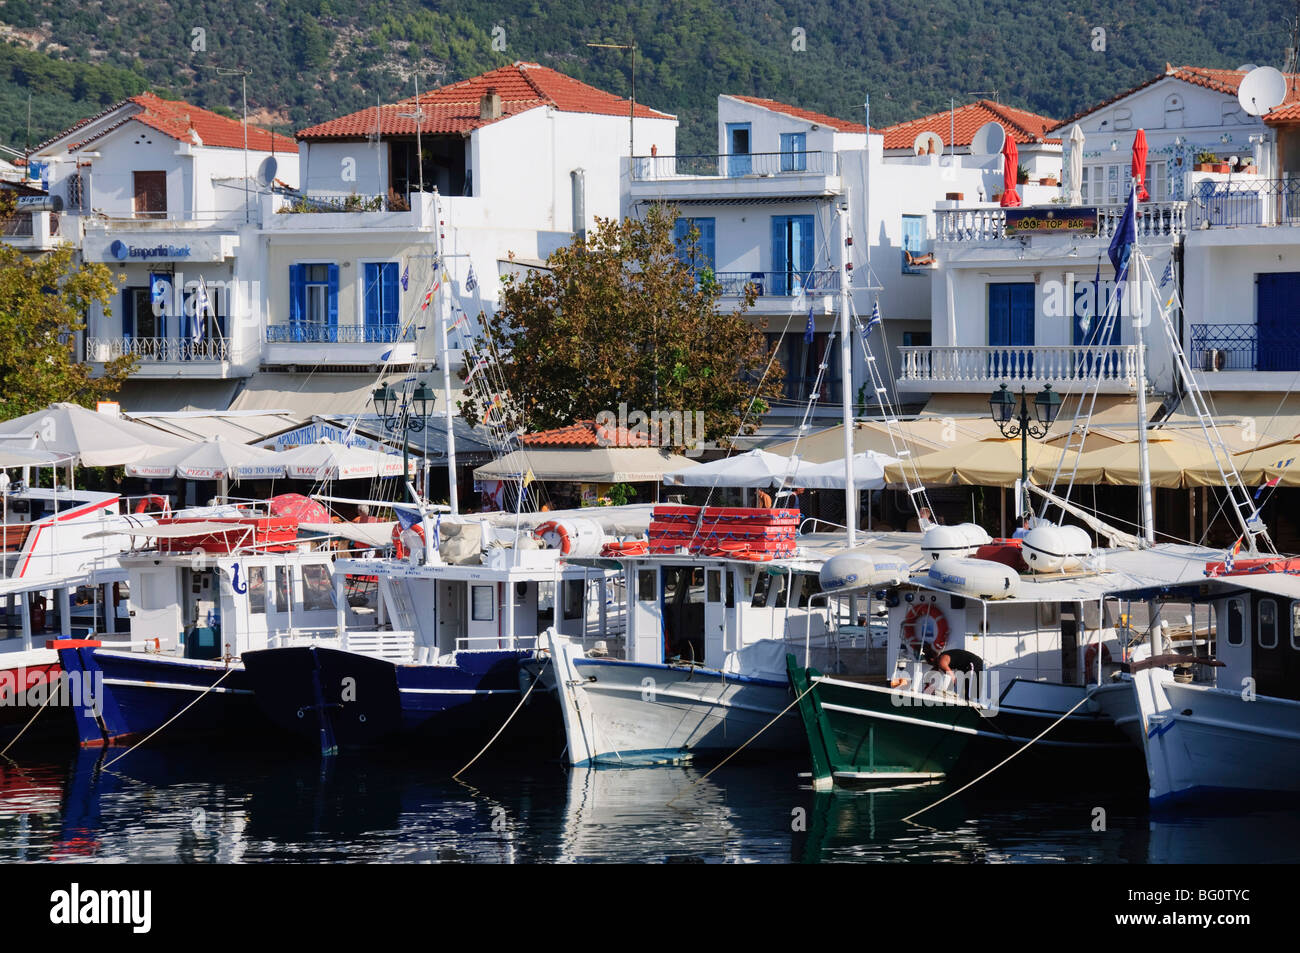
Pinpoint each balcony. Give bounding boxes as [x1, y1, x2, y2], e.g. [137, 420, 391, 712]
[86, 336, 242, 378]
[264, 191, 438, 232]
[1, 210, 64, 251]
[897, 345, 1140, 393]
[627, 151, 842, 203]
[936, 202, 1188, 244]
[714, 269, 840, 298]
[263, 323, 419, 366]
[1190, 323, 1300, 390]
[1186, 176, 1300, 228]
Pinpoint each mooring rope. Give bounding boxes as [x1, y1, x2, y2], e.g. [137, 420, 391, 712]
[900, 688, 1098, 823]
[0, 673, 62, 759]
[452, 655, 550, 781]
[103, 666, 236, 769]
[666, 679, 818, 808]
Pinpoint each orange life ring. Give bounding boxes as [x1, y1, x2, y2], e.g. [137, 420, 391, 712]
[392, 522, 426, 560]
[600, 540, 649, 557]
[535, 520, 571, 555]
[134, 494, 170, 516]
[1083, 643, 1112, 676]
[901, 602, 949, 654]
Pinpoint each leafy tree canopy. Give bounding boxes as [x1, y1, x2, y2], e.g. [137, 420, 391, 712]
[0, 194, 135, 418]
[462, 204, 781, 443]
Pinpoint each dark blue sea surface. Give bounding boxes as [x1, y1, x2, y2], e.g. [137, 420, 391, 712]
[1, 748, 1295, 863]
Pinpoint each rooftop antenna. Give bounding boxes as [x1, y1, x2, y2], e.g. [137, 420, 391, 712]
[209, 66, 252, 223]
[587, 42, 637, 157]
[968, 90, 1000, 104]
[398, 75, 425, 194]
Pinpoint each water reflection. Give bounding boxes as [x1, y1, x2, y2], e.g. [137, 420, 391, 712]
[0, 748, 1293, 863]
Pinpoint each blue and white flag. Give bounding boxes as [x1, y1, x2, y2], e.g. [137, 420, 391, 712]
[192, 276, 212, 342]
[865, 299, 882, 335]
[394, 505, 421, 531]
[465, 265, 478, 293]
[400, 263, 410, 291]
[804, 307, 815, 344]
[1159, 260, 1173, 288]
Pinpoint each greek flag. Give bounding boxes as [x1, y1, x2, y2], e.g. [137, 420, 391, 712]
[865, 299, 882, 335]
[465, 265, 478, 293]
[804, 307, 815, 344]
[192, 277, 212, 342]
[1159, 260, 1173, 288]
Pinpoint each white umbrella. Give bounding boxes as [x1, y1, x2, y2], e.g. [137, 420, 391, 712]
[790, 450, 899, 489]
[124, 437, 285, 481]
[0, 402, 190, 466]
[663, 448, 799, 488]
[0, 444, 73, 468]
[246, 439, 411, 481]
[1068, 124, 1085, 205]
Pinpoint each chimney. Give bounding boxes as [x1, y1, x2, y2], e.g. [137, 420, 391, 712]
[480, 88, 502, 121]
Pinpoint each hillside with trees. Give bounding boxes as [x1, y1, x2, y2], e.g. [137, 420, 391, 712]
[1, 0, 1296, 155]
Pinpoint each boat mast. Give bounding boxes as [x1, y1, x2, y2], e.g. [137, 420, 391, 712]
[839, 197, 856, 545]
[434, 190, 460, 515]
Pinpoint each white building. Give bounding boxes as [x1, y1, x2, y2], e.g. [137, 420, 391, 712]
[16, 92, 300, 400]
[624, 93, 998, 423]
[880, 98, 1062, 183]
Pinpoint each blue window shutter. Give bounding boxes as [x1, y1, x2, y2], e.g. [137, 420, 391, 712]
[381, 262, 399, 332]
[988, 284, 1010, 346]
[796, 215, 814, 277]
[327, 264, 340, 341]
[673, 218, 689, 264]
[698, 219, 715, 271]
[121, 289, 135, 339]
[289, 264, 304, 340]
[771, 216, 788, 294]
[1010, 284, 1035, 346]
[363, 262, 380, 335]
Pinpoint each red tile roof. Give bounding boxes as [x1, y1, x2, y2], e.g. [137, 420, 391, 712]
[298, 62, 674, 140]
[60, 92, 297, 153]
[726, 95, 870, 133]
[1052, 65, 1300, 132]
[520, 419, 651, 448]
[880, 100, 1059, 151]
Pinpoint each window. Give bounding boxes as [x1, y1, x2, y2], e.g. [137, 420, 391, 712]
[672, 217, 716, 272]
[780, 132, 807, 172]
[302, 564, 333, 611]
[563, 579, 584, 621]
[362, 262, 401, 341]
[707, 570, 721, 602]
[121, 287, 161, 339]
[1225, 598, 1245, 646]
[765, 330, 841, 401]
[726, 123, 752, 176]
[1292, 602, 1300, 650]
[1144, 161, 1167, 203]
[771, 214, 816, 295]
[1259, 599, 1278, 649]
[471, 584, 494, 621]
[132, 170, 166, 218]
[902, 214, 929, 273]
[248, 567, 266, 614]
[637, 569, 657, 603]
[275, 566, 292, 612]
[288, 263, 338, 342]
[903, 331, 932, 347]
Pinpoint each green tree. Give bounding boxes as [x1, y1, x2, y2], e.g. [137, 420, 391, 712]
[0, 196, 136, 418]
[462, 204, 782, 443]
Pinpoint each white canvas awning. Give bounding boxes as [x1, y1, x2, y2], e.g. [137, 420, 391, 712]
[475, 448, 697, 484]
[124, 437, 286, 481]
[662, 448, 793, 487]
[0, 402, 191, 467]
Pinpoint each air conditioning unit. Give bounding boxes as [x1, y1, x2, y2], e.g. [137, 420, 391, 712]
[1202, 349, 1226, 371]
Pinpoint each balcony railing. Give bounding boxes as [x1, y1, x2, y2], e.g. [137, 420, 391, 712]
[714, 269, 840, 297]
[898, 345, 1140, 386]
[631, 151, 831, 181]
[936, 202, 1187, 243]
[1187, 177, 1300, 228]
[1191, 323, 1300, 372]
[265, 324, 416, 344]
[86, 336, 230, 363]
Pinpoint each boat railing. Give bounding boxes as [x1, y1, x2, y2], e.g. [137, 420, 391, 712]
[457, 634, 540, 652]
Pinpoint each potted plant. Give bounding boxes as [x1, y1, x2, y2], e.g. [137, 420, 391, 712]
[1041, 174, 1058, 186]
[1017, 165, 1030, 184]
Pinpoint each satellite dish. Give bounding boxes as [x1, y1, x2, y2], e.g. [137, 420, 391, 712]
[970, 120, 1006, 157]
[1239, 66, 1287, 116]
[257, 156, 279, 188]
[912, 130, 944, 156]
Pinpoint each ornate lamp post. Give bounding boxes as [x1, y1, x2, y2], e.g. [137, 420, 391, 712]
[373, 382, 434, 503]
[989, 382, 1062, 518]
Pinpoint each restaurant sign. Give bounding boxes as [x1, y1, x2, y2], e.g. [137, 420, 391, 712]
[1003, 207, 1098, 235]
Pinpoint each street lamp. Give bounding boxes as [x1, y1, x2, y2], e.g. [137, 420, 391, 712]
[373, 382, 435, 502]
[989, 382, 1061, 518]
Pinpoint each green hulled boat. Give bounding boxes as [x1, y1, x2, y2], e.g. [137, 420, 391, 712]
[787, 654, 977, 791]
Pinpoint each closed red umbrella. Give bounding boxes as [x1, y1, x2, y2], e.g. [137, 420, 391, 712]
[1131, 129, 1149, 202]
[1000, 130, 1021, 207]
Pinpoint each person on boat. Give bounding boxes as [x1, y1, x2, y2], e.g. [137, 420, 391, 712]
[754, 488, 773, 509]
[921, 642, 985, 699]
[1012, 516, 1032, 539]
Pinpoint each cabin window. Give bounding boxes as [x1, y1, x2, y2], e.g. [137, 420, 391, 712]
[1225, 598, 1245, 646]
[725, 570, 735, 609]
[562, 579, 584, 621]
[1291, 602, 1300, 650]
[302, 565, 333, 611]
[637, 569, 657, 603]
[1259, 599, 1278, 649]
[248, 567, 266, 614]
[707, 570, 721, 603]
[471, 585, 494, 621]
[275, 567, 293, 612]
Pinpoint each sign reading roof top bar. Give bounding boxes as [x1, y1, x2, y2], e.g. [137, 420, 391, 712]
[1003, 207, 1098, 235]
